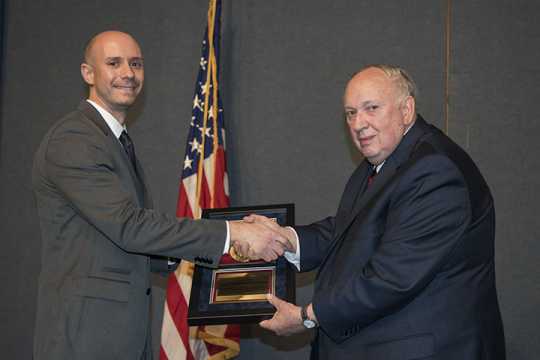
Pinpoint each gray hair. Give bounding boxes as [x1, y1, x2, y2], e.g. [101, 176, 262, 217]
[354, 64, 417, 100]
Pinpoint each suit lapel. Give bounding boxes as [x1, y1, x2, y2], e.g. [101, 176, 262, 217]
[343, 160, 398, 236]
[134, 157, 153, 208]
[77, 101, 151, 208]
[333, 162, 371, 235]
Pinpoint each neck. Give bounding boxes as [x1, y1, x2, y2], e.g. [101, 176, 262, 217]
[88, 95, 127, 124]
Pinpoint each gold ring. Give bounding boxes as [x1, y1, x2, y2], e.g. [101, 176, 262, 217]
[229, 245, 250, 263]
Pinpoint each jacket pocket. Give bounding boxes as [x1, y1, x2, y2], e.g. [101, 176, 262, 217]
[101, 266, 132, 275]
[66, 275, 130, 303]
[365, 333, 435, 360]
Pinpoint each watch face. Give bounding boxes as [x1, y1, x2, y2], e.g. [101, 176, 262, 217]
[303, 319, 316, 329]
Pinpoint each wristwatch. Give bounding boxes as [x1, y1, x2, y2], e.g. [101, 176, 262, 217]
[301, 305, 319, 329]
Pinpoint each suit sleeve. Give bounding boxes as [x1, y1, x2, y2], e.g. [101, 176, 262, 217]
[313, 154, 471, 342]
[295, 164, 366, 272]
[295, 217, 336, 272]
[43, 122, 226, 267]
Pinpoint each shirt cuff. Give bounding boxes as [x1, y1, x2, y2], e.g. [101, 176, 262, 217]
[283, 226, 301, 271]
[223, 221, 231, 254]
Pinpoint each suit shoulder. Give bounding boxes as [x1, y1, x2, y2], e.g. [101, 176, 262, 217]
[38, 108, 111, 168]
[400, 147, 465, 191]
[47, 108, 102, 138]
[405, 135, 492, 219]
[415, 129, 484, 176]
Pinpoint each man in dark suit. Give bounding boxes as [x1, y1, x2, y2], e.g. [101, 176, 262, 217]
[32, 31, 286, 360]
[250, 65, 506, 359]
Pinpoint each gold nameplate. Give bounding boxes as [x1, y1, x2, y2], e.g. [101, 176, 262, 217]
[210, 267, 275, 304]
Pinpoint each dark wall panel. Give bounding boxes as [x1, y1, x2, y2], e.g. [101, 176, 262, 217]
[451, 1, 540, 359]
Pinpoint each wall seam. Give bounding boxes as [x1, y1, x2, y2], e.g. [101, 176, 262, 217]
[444, 0, 452, 134]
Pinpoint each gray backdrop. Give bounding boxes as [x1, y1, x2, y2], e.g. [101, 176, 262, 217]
[1, 0, 538, 359]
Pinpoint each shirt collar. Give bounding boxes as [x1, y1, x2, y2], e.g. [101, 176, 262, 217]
[372, 120, 415, 174]
[86, 100, 126, 139]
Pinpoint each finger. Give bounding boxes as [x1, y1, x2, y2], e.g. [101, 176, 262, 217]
[259, 319, 270, 329]
[248, 246, 268, 262]
[242, 215, 255, 223]
[234, 242, 249, 256]
[276, 239, 293, 253]
[267, 229, 291, 250]
[265, 239, 285, 257]
[246, 248, 261, 261]
[270, 239, 286, 256]
[249, 214, 267, 222]
[259, 216, 280, 229]
[261, 251, 276, 262]
[266, 293, 285, 308]
[269, 246, 283, 259]
[251, 215, 278, 229]
[259, 319, 276, 332]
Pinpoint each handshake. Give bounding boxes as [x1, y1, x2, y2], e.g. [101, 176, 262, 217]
[228, 215, 298, 262]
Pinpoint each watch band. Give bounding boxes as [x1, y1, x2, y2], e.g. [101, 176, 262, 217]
[301, 305, 319, 328]
[301, 305, 308, 321]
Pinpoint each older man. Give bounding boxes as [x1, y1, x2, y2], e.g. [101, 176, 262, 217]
[32, 31, 285, 360]
[251, 65, 506, 359]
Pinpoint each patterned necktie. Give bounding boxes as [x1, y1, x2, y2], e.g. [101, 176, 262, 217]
[119, 130, 137, 170]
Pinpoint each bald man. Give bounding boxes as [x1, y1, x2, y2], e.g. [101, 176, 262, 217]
[250, 65, 505, 359]
[32, 31, 285, 360]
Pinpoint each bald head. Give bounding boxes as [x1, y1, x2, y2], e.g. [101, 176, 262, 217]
[80, 31, 144, 123]
[84, 31, 141, 65]
[343, 65, 416, 165]
[348, 64, 417, 102]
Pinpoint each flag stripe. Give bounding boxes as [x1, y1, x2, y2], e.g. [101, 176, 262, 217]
[161, 299, 190, 360]
[161, 0, 239, 359]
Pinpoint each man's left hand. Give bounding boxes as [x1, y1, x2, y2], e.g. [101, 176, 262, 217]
[259, 294, 306, 336]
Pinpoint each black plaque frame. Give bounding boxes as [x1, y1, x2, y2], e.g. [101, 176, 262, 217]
[188, 204, 296, 325]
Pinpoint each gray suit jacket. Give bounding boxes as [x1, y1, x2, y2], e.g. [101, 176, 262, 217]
[32, 101, 226, 360]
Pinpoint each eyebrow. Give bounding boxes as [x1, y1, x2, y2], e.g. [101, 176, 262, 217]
[104, 56, 144, 61]
[345, 100, 379, 109]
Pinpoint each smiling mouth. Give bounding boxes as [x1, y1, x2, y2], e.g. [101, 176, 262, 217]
[358, 135, 375, 146]
[114, 85, 138, 92]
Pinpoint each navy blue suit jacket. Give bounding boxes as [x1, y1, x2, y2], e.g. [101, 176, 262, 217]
[296, 116, 505, 360]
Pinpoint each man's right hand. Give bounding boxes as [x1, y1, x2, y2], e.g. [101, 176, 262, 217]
[242, 214, 298, 253]
[228, 220, 289, 262]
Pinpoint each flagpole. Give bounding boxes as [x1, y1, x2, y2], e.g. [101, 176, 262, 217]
[196, 0, 217, 217]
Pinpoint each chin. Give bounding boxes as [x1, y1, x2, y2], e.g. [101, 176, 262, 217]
[115, 97, 137, 106]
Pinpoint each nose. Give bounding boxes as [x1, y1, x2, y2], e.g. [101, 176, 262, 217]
[119, 62, 135, 79]
[347, 112, 368, 133]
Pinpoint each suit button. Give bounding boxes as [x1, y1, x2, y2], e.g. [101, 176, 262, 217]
[146, 288, 151, 295]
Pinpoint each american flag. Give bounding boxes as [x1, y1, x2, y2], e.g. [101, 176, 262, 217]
[160, 1, 240, 359]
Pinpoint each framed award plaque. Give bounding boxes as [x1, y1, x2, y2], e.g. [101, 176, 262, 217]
[187, 204, 296, 325]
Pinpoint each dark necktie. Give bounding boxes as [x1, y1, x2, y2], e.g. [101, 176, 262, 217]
[119, 130, 137, 170]
[367, 167, 377, 187]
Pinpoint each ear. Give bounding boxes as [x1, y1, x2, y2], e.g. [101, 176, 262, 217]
[80, 63, 94, 86]
[401, 95, 416, 125]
